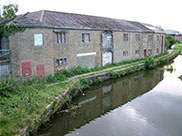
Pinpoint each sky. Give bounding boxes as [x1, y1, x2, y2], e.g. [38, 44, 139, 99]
[0, 0, 182, 31]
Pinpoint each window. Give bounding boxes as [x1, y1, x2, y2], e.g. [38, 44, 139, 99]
[156, 48, 159, 53]
[135, 34, 141, 41]
[56, 32, 66, 44]
[34, 34, 43, 46]
[123, 51, 128, 56]
[135, 50, 140, 56]
[123, 34, 128, 41]
[82, 33, 90, 43]
[157, 35, 159, 41]
[148, 49, 152, 55]
[148, 35, 153, 41]
[102, 32, 113, 48]
[56, 58, 67, 66]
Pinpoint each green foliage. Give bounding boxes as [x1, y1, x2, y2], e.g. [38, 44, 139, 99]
[110, 72, 120, 79]
[166, 35, 177, 49]
[2, 4, 18, 21]
[0, 4, 26, 37]
[165, 38, 170, 49]
[174, 44, 182, 51]
[95, 77, 102, 84]
[144, 55, 155, 70]
[166, 65, 174, 72]
[0, 24, 26, 38]
[70, 84, 79, 97]
[0, 79, 20, 97]
[80, 78, 91, 90]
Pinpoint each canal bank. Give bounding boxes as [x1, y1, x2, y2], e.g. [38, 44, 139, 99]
[39, 54, 182, 136]
[0, 50, 180, 136]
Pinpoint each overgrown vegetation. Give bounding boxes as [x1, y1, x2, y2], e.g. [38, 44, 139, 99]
[165, 35, 177, 49]
[144, 55, 155, 69]
[174, 44, 182, 51]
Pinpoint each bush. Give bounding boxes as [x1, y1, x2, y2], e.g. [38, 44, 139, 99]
[0, 79, 20, 97]
[144, 55, 155, 70]
[166, 35, 176, 49]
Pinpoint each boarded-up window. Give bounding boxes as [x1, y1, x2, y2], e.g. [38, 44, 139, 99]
[148, 49, 152, 55]
[102, 51, 113, 66]
[135, 34, 141, 41]
[123, 34, 128, 41]
[37, 64, 45, 78]
[56, 32, 66, 43]
[148, 35, 153, 41]
[21, 61, 32, 76]
[34, 34, 43, 46]
[156, 48, 159, 53]
[157, 35, 159, 41]
[135, 50, 140, 57]
[102, 32, 113, 48]
[82, 33, 90, 43]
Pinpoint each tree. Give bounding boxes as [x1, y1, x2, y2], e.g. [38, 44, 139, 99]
[166, 35, 176, 49]
[0, 4, 25, 38]
[2, 4, 18, 21]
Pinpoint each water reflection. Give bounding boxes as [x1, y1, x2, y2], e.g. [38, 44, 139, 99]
[39, 68, 164, 136]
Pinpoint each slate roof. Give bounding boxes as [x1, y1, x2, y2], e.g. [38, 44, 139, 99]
[142, 23, 165, 34]
[164, 29, 182, 36]
[126, 21, 153, 33]
[3, 10, 161, 33]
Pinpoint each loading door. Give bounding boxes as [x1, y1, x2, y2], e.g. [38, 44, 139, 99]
[37, 64, 45, 78]
[21, 61, 32, 76]
[144, 49, 147, 57]
[102, 51, 113, 66]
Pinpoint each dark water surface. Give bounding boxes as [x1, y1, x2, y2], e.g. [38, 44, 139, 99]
[39, 55, 182, 136]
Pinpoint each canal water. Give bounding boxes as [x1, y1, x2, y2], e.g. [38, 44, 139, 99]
[39, 55, 182, 136]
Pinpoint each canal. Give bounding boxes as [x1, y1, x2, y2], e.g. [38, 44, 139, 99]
[38, 55, 182, 136]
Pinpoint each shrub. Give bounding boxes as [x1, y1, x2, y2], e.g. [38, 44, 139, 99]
[55, 74, 67, 81]
[110, 72, 120, 79]
[144, 55, 155, 70]
[79, 78, 91, 90]
[166, 35, 176, 49]
[0, 79, 20, 97]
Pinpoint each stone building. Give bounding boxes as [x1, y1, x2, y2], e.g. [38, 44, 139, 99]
[0, 10, 165, 77]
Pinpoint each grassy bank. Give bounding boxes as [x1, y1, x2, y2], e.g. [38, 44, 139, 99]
[0, 50, 180, 136]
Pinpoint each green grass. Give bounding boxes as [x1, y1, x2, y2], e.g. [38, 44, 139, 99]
[0, 82, 71, 136]
[174, 44, 182, 51]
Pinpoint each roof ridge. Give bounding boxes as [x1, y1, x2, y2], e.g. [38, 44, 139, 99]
[40, 10, 45, 22]
[41, 10, 125, 21]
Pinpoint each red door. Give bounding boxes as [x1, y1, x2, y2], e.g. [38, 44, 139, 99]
[37, 64, 45, 78]
[144, 49, 147, 57]
[21, 61, 32, 76]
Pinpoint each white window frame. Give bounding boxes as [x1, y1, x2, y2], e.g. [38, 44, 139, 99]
[56, 32, 66, 44]
[82, 33, 90, 43]
[56, 58, 67, 66]
[34, 34, 43, 46]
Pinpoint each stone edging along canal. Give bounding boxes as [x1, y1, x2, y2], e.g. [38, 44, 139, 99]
[18, 51, 180, 136]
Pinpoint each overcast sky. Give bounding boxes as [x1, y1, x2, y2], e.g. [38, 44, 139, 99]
[1, 0, 182, 31]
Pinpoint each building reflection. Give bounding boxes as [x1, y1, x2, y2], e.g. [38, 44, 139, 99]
[39, 69, 164, 136]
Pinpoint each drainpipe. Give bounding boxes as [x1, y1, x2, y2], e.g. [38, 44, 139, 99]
[129, 32, 133, 60]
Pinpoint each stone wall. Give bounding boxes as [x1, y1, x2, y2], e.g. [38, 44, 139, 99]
[9, 28, 165, 77]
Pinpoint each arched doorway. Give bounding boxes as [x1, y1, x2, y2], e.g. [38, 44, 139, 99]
[102, 51, 113, 66]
